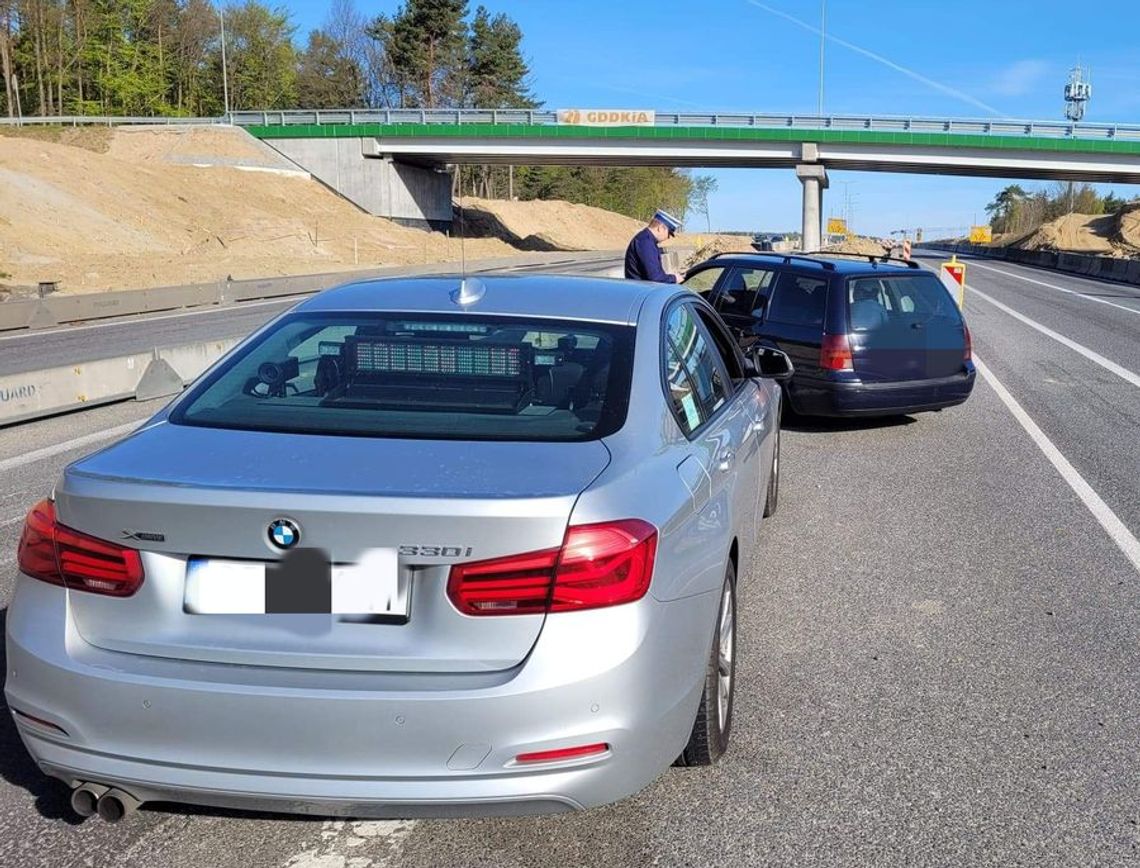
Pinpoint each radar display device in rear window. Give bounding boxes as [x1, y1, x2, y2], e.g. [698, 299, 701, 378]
[170, 313, 634, 442]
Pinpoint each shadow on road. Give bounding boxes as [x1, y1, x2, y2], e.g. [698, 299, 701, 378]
[0, 607, 82, 823]
[782, 411, 919, 434]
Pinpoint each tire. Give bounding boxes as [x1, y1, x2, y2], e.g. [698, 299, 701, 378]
[677, 562, 737, 767]
[762, 403, 781, 518]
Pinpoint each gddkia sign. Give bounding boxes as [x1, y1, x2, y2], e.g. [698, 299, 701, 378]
[557, 109, 656, 127]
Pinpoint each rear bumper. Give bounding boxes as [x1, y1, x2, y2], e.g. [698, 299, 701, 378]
[788, 367, 976, 417]
[5, 577, 715, 817]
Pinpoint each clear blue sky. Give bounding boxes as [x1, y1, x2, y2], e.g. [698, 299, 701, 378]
[283, 0, 1140, 236]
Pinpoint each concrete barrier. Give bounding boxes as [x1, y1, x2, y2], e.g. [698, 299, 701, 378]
[0, 338, 238, 427]
[924, 242, 1140, 289]
[0, 250, 629, 333]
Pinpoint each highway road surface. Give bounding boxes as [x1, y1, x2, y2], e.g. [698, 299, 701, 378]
[0, 255, 1137, 867]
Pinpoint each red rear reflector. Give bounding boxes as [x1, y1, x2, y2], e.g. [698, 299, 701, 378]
[16, 499, 144, 597]
[516, 743, 609, 764]
[963, 323, 973, 361]
[11, 708, 70, 736]
[820, 333, 854, 372]
[447, 519, 657, 616]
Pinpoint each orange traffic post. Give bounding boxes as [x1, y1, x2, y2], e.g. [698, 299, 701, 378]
[940, 254, 966, 307]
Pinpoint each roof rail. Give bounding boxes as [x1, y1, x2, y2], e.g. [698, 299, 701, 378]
[709, 250, 836, 271]
[799, 250, 922, 269]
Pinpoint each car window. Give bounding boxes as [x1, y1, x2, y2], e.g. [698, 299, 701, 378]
[847, 274, 962, 332]
[714, 267, 775, 318]
[682, 266, 725, 295]
[171, 313, 634, 441]
[766, 273, 829, 327]
[665, 305, 731, 432]
[693, 306, 747, 383]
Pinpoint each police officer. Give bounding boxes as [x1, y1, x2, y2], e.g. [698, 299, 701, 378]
[624, 209, 683, 283]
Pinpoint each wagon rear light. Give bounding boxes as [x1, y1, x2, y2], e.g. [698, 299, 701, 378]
[448, 519, 657, 616]
[16, 499, 144, 597]
[515, 743, 609, 764]
[820, 333, 854, 372]
[963, 323, 973, 361]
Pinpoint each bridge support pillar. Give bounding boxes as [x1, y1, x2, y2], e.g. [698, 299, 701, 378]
[796, 164, 829, 252]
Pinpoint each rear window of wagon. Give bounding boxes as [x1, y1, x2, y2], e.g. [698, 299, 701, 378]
[170, 313, 636, 442]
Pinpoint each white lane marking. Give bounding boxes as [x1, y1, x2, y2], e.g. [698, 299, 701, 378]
[976, 355, 1140, 576]
[0, 296, 298, 341]
[970, 260, 1140, 317]
[0, 420, 140, 474]
[968, 284, 1140, 390]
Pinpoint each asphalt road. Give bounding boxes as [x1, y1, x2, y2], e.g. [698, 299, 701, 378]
[0, 256, 1136, 867]
[0, 254, 626, 375]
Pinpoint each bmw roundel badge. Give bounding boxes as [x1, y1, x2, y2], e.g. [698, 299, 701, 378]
[268, 518, 301, 550]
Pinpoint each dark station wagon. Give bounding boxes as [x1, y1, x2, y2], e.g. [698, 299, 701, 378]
[683, 252, 976, 417]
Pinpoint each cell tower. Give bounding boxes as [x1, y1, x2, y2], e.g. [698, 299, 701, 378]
[1064, 65, 1092, 122]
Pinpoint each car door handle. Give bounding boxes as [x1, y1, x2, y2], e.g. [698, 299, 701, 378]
[717, 449, 735, 472]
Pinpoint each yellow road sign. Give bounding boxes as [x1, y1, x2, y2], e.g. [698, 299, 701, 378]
[826, 217, 848, 235]
[969, 225, 992, 243]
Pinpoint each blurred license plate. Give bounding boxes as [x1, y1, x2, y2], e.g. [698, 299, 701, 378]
[184, 550, 408, 617]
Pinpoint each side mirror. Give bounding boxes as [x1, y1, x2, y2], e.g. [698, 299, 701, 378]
[749, 347, 794, 381]
[750, 297, 767, 319]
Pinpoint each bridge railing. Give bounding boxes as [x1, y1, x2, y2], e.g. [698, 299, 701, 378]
[3, 109, 1140, 141]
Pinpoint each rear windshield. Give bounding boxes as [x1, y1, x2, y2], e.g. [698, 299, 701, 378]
[846, 274, 962, 332]
[170, 313, 634, 441]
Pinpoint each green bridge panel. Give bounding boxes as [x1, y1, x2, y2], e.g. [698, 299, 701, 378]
[244, 123, 1140, 156]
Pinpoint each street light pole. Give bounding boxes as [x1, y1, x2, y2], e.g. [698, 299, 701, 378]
[818, 0, 825, 116]
[220, 8, 230, 117]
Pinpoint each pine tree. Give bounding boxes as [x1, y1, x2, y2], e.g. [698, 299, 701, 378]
[367, 0, 467, 109]
[465, 5, 534, 109]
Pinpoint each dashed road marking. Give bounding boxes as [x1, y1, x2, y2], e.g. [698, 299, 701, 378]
[968, 284, 1140, 390]
[969, 260, 1140, 317]
[976, 354, 1140, 575]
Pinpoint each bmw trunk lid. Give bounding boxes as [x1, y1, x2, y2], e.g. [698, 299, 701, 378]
[54, 422, 611, 673]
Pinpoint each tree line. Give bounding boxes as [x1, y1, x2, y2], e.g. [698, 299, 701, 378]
[985, 182, 1139, 236]
[0, 0, 706, 223]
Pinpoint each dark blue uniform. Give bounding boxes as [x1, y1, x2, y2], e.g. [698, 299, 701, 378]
[624, 228, 678, 283]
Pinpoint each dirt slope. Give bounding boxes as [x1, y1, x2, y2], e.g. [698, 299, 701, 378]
[998, 207, 1140, 258]
[457, 196, 643, 251]
[0, 129, 525, 292]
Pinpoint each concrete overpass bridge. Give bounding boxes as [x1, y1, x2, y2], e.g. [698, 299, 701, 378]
[10, 109, 1136, 248]
[229, 109, 1140, 249]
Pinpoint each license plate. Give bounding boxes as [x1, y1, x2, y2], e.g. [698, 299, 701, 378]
[184, 549, 409, 617]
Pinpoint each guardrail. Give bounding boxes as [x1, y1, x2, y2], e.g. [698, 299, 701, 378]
[0, 250, 625, 333]
[3, 110, 1139, 141]
[922, 242, 1140, 286]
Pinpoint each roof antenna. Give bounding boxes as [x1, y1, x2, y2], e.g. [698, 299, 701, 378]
[458, 176, 467, 277]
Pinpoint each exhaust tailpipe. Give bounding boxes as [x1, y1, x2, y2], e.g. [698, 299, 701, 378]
[96, 788, 141, 823]
[70, 783, 109, 818]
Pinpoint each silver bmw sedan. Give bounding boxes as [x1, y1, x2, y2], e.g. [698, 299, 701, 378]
[6, 274, 790, 821]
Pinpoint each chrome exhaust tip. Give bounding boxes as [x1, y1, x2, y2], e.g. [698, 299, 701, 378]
[69, 783, 108, 818]
[95, 788, 141, 823]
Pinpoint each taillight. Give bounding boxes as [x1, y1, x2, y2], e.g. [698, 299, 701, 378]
[820, 333, 854, 372]
[16, 499, 144, 597]
[963, 323, 973, 361]
[448, 519, 657, 616]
